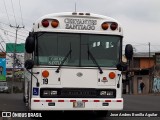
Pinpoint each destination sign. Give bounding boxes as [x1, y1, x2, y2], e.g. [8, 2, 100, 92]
[64, 18, 97, 30]
[48, 56, 67, 65]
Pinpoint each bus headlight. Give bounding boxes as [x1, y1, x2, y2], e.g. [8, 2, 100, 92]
[50, 90, 57, 95]
[106, 91, 114, 96]
[99, 90, 114, 96]
[42, 90, 58, 97]
[100, 91, 107, 95]
[43, 90, 50, 96]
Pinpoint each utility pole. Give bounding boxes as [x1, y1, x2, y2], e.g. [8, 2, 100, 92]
[75, 2, 77, 12]
[10, 25, 24, 94]
[149, 42, 151, 67]
[148, 42, 151, 93]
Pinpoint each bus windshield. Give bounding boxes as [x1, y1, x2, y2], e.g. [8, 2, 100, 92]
[35, 33, 121, 67]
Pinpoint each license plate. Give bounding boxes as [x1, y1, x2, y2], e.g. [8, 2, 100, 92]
[73, 101, 85, 108]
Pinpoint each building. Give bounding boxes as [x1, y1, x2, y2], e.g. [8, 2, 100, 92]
[132, 52, 155, 94]
[122, 52, 158, 94]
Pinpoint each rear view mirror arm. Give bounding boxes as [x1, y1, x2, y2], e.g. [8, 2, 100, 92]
[26, 69, 39, 87]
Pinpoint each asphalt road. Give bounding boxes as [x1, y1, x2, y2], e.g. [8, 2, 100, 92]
[0, 93, 160, 120]
[123, 94, 160, 111]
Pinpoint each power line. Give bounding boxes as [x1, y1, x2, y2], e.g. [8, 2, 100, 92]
[18, 0, 24, 26]
[10, 0, 17, 26]
[0, 21, 30, 32]
[3, 31, 12, 43]
[7, 34, 25, 41]
[0, 27, 26, 38]
[0, 9, 31, 32]
[0, 26, 25, 47]
[0, 27, 27, 38]
[0, 36, 6, 51]
[0, 22, 9, 26]
[3, 0, 11, 25]
[0, 22, 28, 42]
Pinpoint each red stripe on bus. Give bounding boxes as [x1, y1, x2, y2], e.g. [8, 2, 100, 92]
[70, 100, 76, 102]
[46, 100, 52, 102]
[94, 100, 100, 102]
[105, 100, 111, 102]
[58, 100, 64, 102]
[116, 100, 122, 102]
[34, 100, 40, 102]
[82, 100, 88, 102]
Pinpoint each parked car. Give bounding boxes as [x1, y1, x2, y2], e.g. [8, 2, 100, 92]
[0, 82, 9, 93]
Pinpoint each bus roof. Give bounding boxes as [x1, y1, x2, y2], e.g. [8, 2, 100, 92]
[33, 12, 123, 36]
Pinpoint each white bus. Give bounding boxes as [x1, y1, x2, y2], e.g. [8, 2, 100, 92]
[24, 12, 132, 115]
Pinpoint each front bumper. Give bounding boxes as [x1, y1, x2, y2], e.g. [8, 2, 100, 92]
[31, 98, 123, 111]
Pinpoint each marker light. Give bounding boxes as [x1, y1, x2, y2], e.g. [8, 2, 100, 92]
[109, 72, 116, 79]
[79, 13, 84, 15]
[103, 77, 107, 80]
[51, 19, 59, 28]
[42, 70, 49, 78]
[42, 19, 49, 27]
[110, 22, 118, 30]
[101, 22, 109, 30]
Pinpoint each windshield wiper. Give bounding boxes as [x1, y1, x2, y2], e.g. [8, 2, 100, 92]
[87, 45, 103, 74]
[55, 47, 72, 73]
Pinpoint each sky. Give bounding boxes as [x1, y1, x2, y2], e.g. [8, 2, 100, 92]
[0, 0, 160, 53]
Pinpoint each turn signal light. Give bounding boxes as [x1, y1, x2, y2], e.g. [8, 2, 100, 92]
[109, 72, 116, 79]
[101, 22, 109, 30]
[42, 19, 49, 27]
[51, 19, 59, 28]
[42, 70, 49, 78]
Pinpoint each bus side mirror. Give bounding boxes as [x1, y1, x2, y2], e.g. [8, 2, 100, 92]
[25, 32, 35, 53]
[25, 60, 34, 69]
[125, 44, 133, 60]
[116, 62, 127, 71]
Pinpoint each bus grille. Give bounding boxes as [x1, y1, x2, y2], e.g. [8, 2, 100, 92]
[40, 88, 116, 98]
[61, 89, 97, 97]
